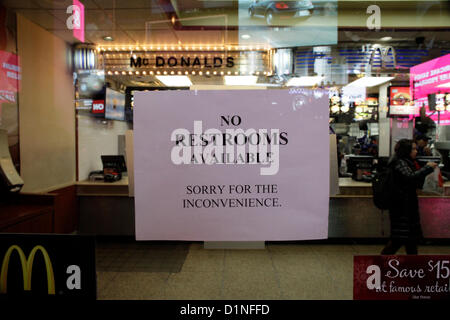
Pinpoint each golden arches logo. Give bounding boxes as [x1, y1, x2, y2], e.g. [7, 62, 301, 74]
[0, 245, 55, 295]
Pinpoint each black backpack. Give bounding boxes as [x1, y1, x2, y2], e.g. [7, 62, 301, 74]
[372, 166, 394, 210]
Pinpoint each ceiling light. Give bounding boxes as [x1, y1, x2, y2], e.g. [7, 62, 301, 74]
[103, 36, 114, 41]
[286, 76, 323, 87]
[156, 75, 192, 87]
[241, 34, 251, 40]
[346, 76, 394, 87]
[224, 76, 258, 86]
[380, 36, 392, 41]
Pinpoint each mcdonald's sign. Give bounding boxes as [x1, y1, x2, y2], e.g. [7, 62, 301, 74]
[0, 245, 55, 294]
[0, 234, 96, 299]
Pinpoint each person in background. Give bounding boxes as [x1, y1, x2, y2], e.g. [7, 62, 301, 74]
[414, 105, 435, 137]
[381, 139, 437, 255]
[415, 134, 432, 157]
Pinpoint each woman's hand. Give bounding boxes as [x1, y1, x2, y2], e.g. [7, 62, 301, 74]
[426, 162, 438, 169]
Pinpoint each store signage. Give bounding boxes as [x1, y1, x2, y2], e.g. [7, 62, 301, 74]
[68, 0, 85, 43]
[130, 56, 235, 68]
[0, 234, 96, 299]
[342, 86, 365, 102]
[354, 255, 450, 300]
[92, 99, 105, 113]
[102, 49, 271, 75]
[410, 53, 450, 100]
[134, 89, 329, 241]
[0, 50, 20, 103]
[365, 45, 396, 72]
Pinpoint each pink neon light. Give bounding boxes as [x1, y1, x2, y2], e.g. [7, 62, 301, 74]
[73, 0, 85, 43]
[410, 53, 450, 100]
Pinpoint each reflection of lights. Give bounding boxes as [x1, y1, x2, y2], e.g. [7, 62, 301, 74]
[241, 34, 251, 40]
[341, 105, 350, 113]
[224, 76, 258, 86]
[331, 105, 340, 113]
[347, 76, 394, 87]
[286, 76, 323, 87]
[380, 36, 392, 41]
[314, 91, 324, 99]
[156, 76, 192, 87]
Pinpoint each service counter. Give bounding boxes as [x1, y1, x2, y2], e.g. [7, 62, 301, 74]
[76, 177, 450, 239]
[77, 176, 135, 235]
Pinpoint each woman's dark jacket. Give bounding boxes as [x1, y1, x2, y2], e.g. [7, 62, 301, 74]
[388, 158, 434, 240]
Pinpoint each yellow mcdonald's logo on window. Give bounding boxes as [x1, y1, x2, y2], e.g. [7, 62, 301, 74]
[0, 245, 55, 295]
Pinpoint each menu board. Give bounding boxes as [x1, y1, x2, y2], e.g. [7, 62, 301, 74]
[389, 87, 417, 116]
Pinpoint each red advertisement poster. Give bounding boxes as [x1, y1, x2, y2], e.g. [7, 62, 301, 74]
[354, 255, 450, 300]
[390, 87, 411, 105]
[389, 87, 417, 116]
[0, 50, 20, 103]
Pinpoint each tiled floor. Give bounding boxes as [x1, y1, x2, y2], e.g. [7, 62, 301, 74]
[95, 240, 450, 300]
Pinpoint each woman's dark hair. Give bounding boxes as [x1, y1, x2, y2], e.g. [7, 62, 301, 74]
[394, 139, 414, 159]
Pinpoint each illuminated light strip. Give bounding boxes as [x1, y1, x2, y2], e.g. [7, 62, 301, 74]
[100, 45, 270, 52]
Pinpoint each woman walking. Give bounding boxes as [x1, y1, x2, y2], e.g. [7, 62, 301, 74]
[381, 139, 437, 255]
